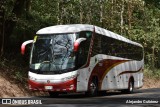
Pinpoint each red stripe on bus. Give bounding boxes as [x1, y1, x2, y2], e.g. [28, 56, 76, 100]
[88, 59, 130, 90]
[117, 67, 142, 76]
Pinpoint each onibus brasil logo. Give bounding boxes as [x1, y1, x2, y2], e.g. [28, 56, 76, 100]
[2, 99, 42, 105]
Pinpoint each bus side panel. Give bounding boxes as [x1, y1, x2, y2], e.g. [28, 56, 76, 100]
[76, 68, 89, 92]
[76, 56, 98, 92]
[100, 62, 129, 90]
[133, 72, 143, 89]
[101, 60, 143, 90]
[129, 60, 144, 89]
[76, 55, 143, 92]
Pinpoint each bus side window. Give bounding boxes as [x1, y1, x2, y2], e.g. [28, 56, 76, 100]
[92, 33, 102, 57]
[75, 31, 92, 68]
[75, 41, 86, 68]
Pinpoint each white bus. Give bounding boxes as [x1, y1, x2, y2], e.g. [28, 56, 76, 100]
[21, 24, 144, 97]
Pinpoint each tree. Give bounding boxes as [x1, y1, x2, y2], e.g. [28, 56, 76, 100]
[3, 0, 25, 53]
[1, 0, 160, 69]
[0, 1, 5, 57]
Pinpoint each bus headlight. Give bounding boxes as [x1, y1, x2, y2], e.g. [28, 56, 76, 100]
[29, 76, 36, 81]
[62, 75, 77, 81]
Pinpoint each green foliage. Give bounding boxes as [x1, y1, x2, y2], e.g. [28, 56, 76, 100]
[14, 71, 24, 82]
[1, 0, 160, 70]
[0, 57, 28, 83]
[144, 65, 160, 79]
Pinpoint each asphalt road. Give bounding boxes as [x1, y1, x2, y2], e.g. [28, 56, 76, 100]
[1, 88, 160, 107]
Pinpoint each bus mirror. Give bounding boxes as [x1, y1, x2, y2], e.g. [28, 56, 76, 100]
[74, 38, 86, 52]
[21, 40, 33, 55]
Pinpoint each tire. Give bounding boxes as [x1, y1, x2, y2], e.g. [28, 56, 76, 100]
[121, 79, 134, 94]
[86, 78, 98, 96]
[128, 80, 134, 93]
[49, 92, 59, 97]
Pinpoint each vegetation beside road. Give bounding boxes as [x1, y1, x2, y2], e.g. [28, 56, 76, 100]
[144, 65, 160, 79]
[0, 57, 47, 97]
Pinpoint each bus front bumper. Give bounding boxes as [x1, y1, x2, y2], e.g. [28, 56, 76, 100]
[28, 78, 77, 92]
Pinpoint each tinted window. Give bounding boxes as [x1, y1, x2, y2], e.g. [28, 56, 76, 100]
[92, 33, 143, 61]
[92, 34, 102, 56]
[75, 31, 92, 68]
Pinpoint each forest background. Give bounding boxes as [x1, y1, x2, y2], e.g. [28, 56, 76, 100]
[0, 0, 160, 87]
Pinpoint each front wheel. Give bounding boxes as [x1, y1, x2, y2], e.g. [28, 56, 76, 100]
[86, 78, 98, 96]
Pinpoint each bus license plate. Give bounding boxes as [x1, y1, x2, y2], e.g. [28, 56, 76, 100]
[45, 86, 53, 90]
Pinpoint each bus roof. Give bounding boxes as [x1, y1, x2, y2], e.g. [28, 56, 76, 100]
[36, 24, 142, 47]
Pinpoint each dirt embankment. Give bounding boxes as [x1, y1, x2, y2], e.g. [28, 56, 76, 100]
[0, 75, 47, 98]
[0, 74, 159, 97]
[142, 76, 160, 89]
[0, 75, 29, 97]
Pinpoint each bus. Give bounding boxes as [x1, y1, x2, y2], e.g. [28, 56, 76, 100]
[21, 24, 144, 97]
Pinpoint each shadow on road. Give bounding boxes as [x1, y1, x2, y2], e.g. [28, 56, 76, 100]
[32, 88, 160, 105]
[35, 88, 146, 99]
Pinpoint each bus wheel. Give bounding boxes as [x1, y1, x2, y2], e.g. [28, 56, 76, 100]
[49, 92, 59, 97]
[128, 79, 134, 93]
[88, 78, 98, 96]
[122, 79, 134, 94]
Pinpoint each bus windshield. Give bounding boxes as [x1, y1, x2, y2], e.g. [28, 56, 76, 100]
[30, 33, 77, 74]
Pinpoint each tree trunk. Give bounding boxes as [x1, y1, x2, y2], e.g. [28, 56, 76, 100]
[100, 0, 103, 27]
[87, 0, 92, 24]
[127, 0, 132, 38]
[79, 0, 83, 23]
[120, 0, 124, 35]
[59, 1, 64, 24]
[4, 0, 26, 52]
[110, 0, 114, 28]
[0, 1, 5, 57]
[152, 46, 155, 70]
[57, 1, 60, 24]
[26, 0, 31, 12]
